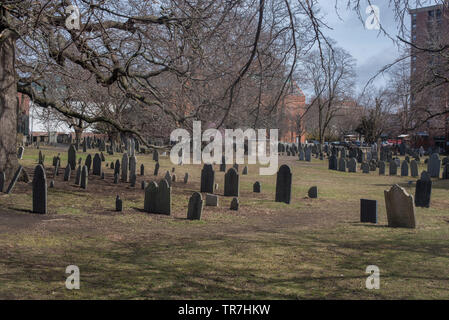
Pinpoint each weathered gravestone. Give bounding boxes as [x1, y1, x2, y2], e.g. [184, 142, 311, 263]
[410, 160, 419, 177]
[305, 148, 312, 162]
[140, 164, 145, 176]
[200, 164, 215, 193]
[75, 166, 81, 185]
[64, 165, 71, 182]
[389, 160, 397, 176]
[360, 199, 377, 224]
[114, 173, 119, 184]
[427, 153, 441, 178]
[121, 153, 129, 182]
[275, 165, 292, 204]
[85, 154, 92, 173]
[184, 172, 189, 184]
[0, 172, 5, 193]
[116, 195, 123, 212]
[129, 156, 137, 179]
[347, 158, 357, 173]
[361, 162, 370, 174]
[17, 146, 24, 160]
[224, 168, 239, 197]
[144, 180, 171, 215]
[384, 184, 416, 228]
[401, 161, 409, 177]
[130, 174, 136, 187]
[114, 160, 120, 176]
[253, 181, 261, 193]
[378, 161, 385, 175]
[230, 197, 239, 210]
[206, 194, 219, 207]
[242, 166, 248, 175]
[68, 145, 77, 170]
[153, 150, 159, 162]
[154, 162, 160, 176]
[6, 166, 23, 194]
[93, 153, 102, 176]
[32, 165, 47, 214]
[220, 155, 226, 172]
[187, 192, 203, 220]
[80, 166, 88, 189]
[110, 161, 114, 170]
[338, 158, 346, 172]
[328, 155, 337, 170]
[308, 186, 318, 199]
[171, 174, 176, 182]
[415, 171, 432, 208]
[164, 171, 172, 187]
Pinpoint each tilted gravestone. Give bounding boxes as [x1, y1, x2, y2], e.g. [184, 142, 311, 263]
[200, 164, 215, 193]
[230, 197, 239, 210]
[6, 166, 23, 194]
[275, 165, 292, 204]
[63, 165, 71, 182]
[224, 168, 239, 197]
[144, 179, 171, 215]
[415, 171, 432, 208]
[410, 160, 419, 177]
[0, 171, 5, 193]
[80, 165, 88, 189]
[253, 181, 261, 193]
[427, 153, 441, 178]
[68, 145, 77, 170]
[187, 192, 203, 220]
[389, 160, 397, 176]
[32, 165, 47, 214]
[360, 199, 377, 223]
[347, 158, 357, 173]
[384, 184, 416, 228]
[93, 153, 102, 176]
[121, 153, 129, 182]
[85, 154, 92, 173]
[378, 161, 385, 175]
[206, 193, 219, 207]
[308, 186, 318, 199]
[401, 161, 409, 177]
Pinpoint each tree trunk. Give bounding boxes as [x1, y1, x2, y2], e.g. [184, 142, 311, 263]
[0, 31, 18, 178]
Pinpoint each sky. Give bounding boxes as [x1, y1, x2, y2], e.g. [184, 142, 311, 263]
[318, 0, 410, 92]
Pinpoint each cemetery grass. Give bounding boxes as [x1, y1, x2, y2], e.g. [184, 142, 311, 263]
[0, 147, 449, 299]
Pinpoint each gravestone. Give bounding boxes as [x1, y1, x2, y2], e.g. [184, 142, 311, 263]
[308, 186, 318, 199]
[328, 155, 337, 170]
[415, 171, 432, 208]
[253, 181, 261, 193]
[305, 148, 311, 162]
[75, 166, 81, 185]
[384, 184, 416, 228]
[93, 153, 102, 176]
[389, 160, 397, 176]
[230, 197, 239, 210]
[187, 192, 203, 220]
[49, 180, 54, 188]
[410, 160, 419, 177]
[129, 156, 137, 179]
[443, 163, 449, 180]
[32, 165, 47, 214]
[114, 173, 119, 184]
[338, 158, 346, 172]
[401, 161, 409, 177]
[121, 153, 129, 182]
[141, 181, 147, 190]
[347, 158, 357, 173]
[224, 168, 239, 197]
[0, 172, 5, 193]
[206, 194, 219, 207]
[85, 154, 92, 173]
[144, 180, 171, 215]
[153, 150, 159, 162]
[154, 162, 160, 176]
[184, 172, 189, 184]
[361, 162, 370, 174]
[200, 164, 215, 194]
[172, 174, 176, 182]
[275, 165, 292, 204]
[6, 166, 23, 194]
[116, 195, 123, 212]
[220, 155, 226, 172]
[130, 174, 136, 187]
[114, 160, 120, 176]
[242, 166, 248, 175]
[17, 146, 24, 159]
[360, 199, 377, 223]
[378, 161, 385, 175]
[80, 166, 88, 189]
[68, 145, 77, 170]
[233, 163, 239, 172]
[110, 162, 114, 170]
[140, 164, 145, 176]
[427, 153, 441, 178]
[164, 171, 172, 187]
[63, 165, 71, 182]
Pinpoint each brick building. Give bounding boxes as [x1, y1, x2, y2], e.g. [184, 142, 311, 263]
[278, 82, 306, 144]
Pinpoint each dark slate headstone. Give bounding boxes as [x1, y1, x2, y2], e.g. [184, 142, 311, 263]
[184, 172, 189, 184]
[110, 161, 115, 170]
[205, 193, 219, 207]
[17, 146, 24, 160]
[224, 168, 239, 197]
[6, 166, 23, 194]
[85, 154, 92, 173]
[427, 153, 441, 178]
[415, 171, 432, 208]
[361, 162, 370, 174]
[220, 155, 226, 172]
[129, 155, 137, 178]
[75, 166, 81, 185]
[144, 179, 171, 215]
[49, 180, 55, 188]
[64, 165, 71, 182]
[275, 165, 292, 204]
[0, 171, 5, 193]
[80, 165, 88, 189]
[140, 164, 145, 176]
[32, 165, 47, 214]
[93, 153, 102, 176]
[114, 173, 119, 184]
[230, 197, 239, 210]
[233, 163, 239, 172]
[253, 181, 261, 193]
[389, 160, 397, 176]
[347, 158, 357, 173]
[153, 150, 159, 162]
[338, 158, 346, 172]
[187, 192, 203, 220]
[154, 162, 160, 176]
[328, 155, 337, 170]
[121, 153, 129, 182]
[410, 160, 419, 177]
[116, 195, 123, 212]
[141, 181, 147, 190]
[360, 199, 377, 223]
[130, 174, 136, 187]
[401, 161, 409, 177]
[242, 166, 248, 175]
[378, 161, 385, 175]
[200, 164, 215, 194]
[68, 145, 77, 170]
[114, 160, 120, 176]
[308, 186, 318, 199]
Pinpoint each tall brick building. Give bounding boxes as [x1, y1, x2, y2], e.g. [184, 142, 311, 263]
[278, 82, 306, 144]
[410, 3, 449, 151]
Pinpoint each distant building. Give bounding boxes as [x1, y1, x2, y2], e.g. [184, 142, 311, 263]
[278, 82, 306, 144]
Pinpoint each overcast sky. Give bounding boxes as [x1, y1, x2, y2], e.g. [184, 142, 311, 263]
[319, 1, 410, 92]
